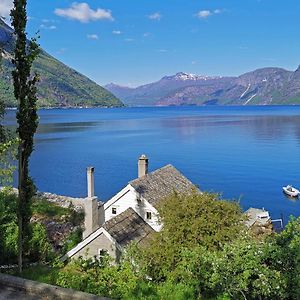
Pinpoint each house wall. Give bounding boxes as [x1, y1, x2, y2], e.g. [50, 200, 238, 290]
[104, 185, 162, 232]
[71, 232, 120, 262]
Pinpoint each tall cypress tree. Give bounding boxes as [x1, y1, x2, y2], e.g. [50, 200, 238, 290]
[0, 27, 5, 143]
[10, 0, 39, 273]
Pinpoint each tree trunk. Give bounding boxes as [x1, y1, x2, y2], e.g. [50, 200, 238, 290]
[17, 217, 22, 274]
[18, 143, 24, 274]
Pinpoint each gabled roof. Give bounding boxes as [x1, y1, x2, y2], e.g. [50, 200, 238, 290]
[129, 164, 197, 208]
[63, 208, 154, 260]
[104, 207, 154, 247]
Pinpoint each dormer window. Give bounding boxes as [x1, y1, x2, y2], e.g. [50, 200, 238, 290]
[112, 207, 117, 215]
[146, 212, 152, 220]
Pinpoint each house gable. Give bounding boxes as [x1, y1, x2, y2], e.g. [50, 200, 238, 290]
[62, 227, 121, 261]
[103, 184, 162, 231]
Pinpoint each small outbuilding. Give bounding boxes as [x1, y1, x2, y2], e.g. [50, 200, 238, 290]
[63, 207, 154, 262]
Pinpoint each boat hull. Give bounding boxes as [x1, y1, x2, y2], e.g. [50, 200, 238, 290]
[283, 187, 299, 197]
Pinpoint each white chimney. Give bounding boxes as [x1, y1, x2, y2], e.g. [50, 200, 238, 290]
[87, 167, 95, 198]
[84, 166, 99, 239]
[138, 154, 149, 178]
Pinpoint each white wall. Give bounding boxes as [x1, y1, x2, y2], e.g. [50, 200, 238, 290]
[103, 184, 162, 232]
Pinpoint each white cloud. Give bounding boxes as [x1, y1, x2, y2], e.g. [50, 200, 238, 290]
[125, 38, 134, 42]
[214, 9, 222, 14]
[40, 24, 57, 30]
[196, 9, 223, 19]
[112, 30, 121, 35]
[0, 0, 13, 18]
[55, 2, 114, 23]
[157, 49, 167, 53]
[197, 10, 212, 19]
[87, 34, 99, 40]
[42, 19, 57, 24]
[143, 32, 151, 37]
[148, 12, 161, 21]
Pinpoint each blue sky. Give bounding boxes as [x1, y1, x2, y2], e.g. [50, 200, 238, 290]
[1, 0, 300, 87]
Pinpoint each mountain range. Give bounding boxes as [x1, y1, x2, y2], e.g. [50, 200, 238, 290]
[105, 68, 300, 106]
[0, 19, 123, 108]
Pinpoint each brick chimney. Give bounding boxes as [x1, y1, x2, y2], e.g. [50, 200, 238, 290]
[138, 154, 149, 178]
[84, 167, 100, 239]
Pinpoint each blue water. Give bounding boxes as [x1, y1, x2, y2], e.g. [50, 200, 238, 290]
[5, 106, 300, 222]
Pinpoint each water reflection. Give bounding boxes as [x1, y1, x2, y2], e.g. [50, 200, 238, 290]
[37, 121, 100, 134]
[5, 106, 300, 221]
[159, 114, 300, 143]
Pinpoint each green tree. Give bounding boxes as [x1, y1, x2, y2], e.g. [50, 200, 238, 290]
[268, 217, 300, 299]
[10, 0, 39, 273]
[136, 192, 245, 281]
[0, 20, 5, 142]
[208, 236, 286, 300]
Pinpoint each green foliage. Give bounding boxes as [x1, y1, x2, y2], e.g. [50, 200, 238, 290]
[61, 227, 82, 254]
[67, 202, 85, 226]
[0, 189, 18, 264]
[0, 190, 54, 265]
[28, 223, 54, 262]
[268, 217, 300, 299]
[56, 257, 140, 299]
[31, 198, 84, 226]
[0, 138, 18, 185]
[136, 192, 245, 281]
[11, 0, 40, 271]
[17, 265, 59, 285]
[208, 236, 286, 300]
[32, 198, 72, 218]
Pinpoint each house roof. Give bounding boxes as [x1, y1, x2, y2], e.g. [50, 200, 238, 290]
[244, 207, 271, 227]
[104, 207, 154, 247]
[63, 207, 154, 260]
[129, 164, 197, 208]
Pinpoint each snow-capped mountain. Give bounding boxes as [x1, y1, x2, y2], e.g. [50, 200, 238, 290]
[105, 68, 300, 106]
[162, 72, 222, 81]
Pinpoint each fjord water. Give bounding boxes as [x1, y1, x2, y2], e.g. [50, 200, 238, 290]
[5, 106, 300, 221]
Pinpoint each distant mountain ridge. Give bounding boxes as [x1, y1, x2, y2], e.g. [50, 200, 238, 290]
[0, 19, 123, 108]
[105, 68, 300, 106]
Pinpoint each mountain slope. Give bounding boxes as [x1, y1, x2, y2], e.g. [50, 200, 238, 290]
[105, 72, 234, 106]
[106, 68, 300, 106]
[0, 20, 123, 108]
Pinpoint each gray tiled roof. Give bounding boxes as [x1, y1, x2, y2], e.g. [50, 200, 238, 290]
[104, 208, 154, 247]
[129, 164, 197, 208]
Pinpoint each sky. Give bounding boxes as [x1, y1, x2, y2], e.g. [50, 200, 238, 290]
[1, 0, 300, 87]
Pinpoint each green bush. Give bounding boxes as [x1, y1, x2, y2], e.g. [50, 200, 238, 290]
[61, 227, 82, 255]
[28, 223, 54, 262]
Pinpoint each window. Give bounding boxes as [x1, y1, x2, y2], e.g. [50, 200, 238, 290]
[146, 211, 152, 220]
[98, 249, 108, 257]
[112, 207, 117, 214]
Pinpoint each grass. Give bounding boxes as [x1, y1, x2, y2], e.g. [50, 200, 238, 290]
[17, 265, 59, 285]
[32, 198, 71, 219]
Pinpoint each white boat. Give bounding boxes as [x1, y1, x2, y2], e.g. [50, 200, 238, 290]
[283, 185, 300, 197]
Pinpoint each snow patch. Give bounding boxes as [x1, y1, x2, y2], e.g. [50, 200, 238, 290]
[244, 94, 257, 105]
[240, 84, 251, 99]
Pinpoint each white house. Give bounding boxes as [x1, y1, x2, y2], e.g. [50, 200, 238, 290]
[64, 155, 198, 261]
